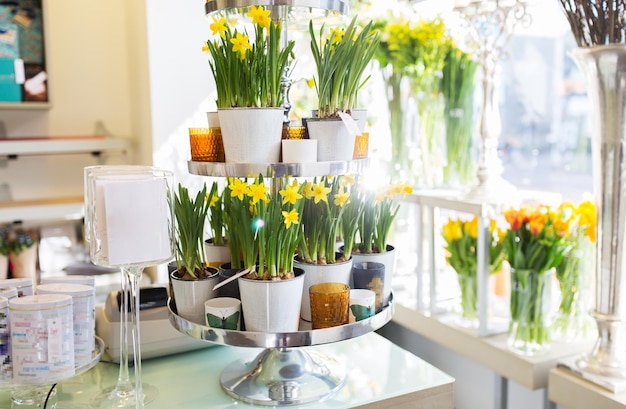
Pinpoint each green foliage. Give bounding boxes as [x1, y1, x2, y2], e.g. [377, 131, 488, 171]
[174, 183, 211, 279]
[205, 9, 295, 108]
[309, 16, 379, 118]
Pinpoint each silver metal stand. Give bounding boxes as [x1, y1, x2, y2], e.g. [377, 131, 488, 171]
[168, 295, 393, 406]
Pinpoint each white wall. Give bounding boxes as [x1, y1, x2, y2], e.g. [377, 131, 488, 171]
[145, 0, 216, 189]
[0, 0, 140, 203]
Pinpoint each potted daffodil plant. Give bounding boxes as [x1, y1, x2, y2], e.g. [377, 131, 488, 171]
[204, 6, 296, 163]
[307, 16, 379, 161]
[222, 175, 305, 332]
[351, 180, 413, 307]
[170, 183, 219, 324]
[295, 176, 357, 321]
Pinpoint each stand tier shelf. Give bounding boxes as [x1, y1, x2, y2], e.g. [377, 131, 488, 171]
[168, 295, 394, 406]
[188, 158, 369, 178]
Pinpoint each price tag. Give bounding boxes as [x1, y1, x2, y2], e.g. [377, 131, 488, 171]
[338, 111, 362, 137]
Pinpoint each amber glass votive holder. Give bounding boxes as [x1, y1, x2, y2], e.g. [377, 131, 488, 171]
[309, 282, 350, 329]
[353, 132, 369, 159]
[189, 127, 225, 162]
[282, 126, 307, 140]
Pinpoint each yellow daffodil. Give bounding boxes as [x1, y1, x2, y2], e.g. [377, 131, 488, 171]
[228, 178, 249, 201]
[247, 181, 269, 204]
[279, 181, 302, 205]
[306, 78, 315, 88]
[230, 32, 252, 60]
[328, 26, 345, 44]
[311, 182, 330, 204]
[247, 5, 271, 30]
[282, 209, 299, 229]
[201, 42, 210, 54]
[210, 16, 228, 39]
[333, 188, 350, 207]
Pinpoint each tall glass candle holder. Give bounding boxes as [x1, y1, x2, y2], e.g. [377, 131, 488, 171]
[84, 166, 174, 408]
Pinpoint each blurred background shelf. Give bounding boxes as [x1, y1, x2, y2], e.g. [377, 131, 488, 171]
[0, 136, 131, 158]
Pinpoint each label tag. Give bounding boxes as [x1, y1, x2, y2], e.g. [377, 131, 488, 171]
[338, 111, 362, 137]
[98, 177, 171, 266]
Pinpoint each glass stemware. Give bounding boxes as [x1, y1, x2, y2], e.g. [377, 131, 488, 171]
[84, 166, 174, 408]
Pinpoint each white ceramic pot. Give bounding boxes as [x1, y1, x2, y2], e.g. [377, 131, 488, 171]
[295, 257, 353, 322]
[204, 239, 231, 266]
[206, 111, 220, 128]
[170, 267, 219, 324]
[218, 107, 284, 163]
[350, 245, 395, 306]
[238, 268, 305, 332]
[306, 119, 357, 162]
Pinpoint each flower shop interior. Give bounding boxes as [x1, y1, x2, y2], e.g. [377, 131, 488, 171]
[0, 0, 623, 408]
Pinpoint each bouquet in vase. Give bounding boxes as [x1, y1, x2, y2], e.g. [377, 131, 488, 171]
[441, 216, 506, 323]
[503, 204, 572, 355]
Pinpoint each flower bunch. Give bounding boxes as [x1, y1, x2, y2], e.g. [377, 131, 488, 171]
[441, 216, 506, 320]
[309, 16, 379, 119]
[356, 181, 412, 255]
[440, 42, 479, 186]
[554, 200, 596, 322]
[297, 176, 350, 264]
[441, 216, 506, 276]
[502, 204, 572, 273]
[222, 175, 304, 279]
[204, 6, 295, 108]
[370, 15, 450, 185]
[373, 16, 448, 94]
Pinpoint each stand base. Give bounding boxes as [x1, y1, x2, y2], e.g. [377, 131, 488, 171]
[576, 314, 626, 379]
[220, 347, 346, 406]
[89, 383, 158, 409]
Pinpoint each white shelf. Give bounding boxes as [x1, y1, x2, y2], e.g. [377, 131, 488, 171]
[0, 136, 131, 157]
[0, 197, 83, 224]
[392, 304, 594, 390]
[549, 367, 626, 409]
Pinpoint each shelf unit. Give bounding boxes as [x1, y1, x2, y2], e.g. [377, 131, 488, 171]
[0, 136, 131, 158]
[0, 136, 132, 224]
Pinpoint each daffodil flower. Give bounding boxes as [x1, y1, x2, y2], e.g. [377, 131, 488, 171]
[247, 5, 271, 29]
[228, 178, 249, 201]
[282, 209, 299, 229]
[333, 189, 350, 207]
[311, 182, 330, 204]
[279, 181, 302, 205]
[210, 16, 228, 39]
[247, 181, 269, 204]
[230, 32, 252, 60]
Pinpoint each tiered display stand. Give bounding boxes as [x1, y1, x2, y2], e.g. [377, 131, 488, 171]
[167, 159, 393, 406]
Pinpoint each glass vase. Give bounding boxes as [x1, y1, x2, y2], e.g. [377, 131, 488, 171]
[553, 237, 595, 342]
[508, 268, 554, 356]
[456, 273, 478, 327]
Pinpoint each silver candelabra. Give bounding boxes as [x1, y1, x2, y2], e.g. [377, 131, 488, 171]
[454, 0, 531, 202]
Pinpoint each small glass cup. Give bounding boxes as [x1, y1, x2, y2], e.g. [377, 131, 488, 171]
[189, 127, 225, 162]
[309, 282, 350, 329]
[351, 261, 385, 313]
[353, 132, 369, 159]
[282, 125, 307, 140]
